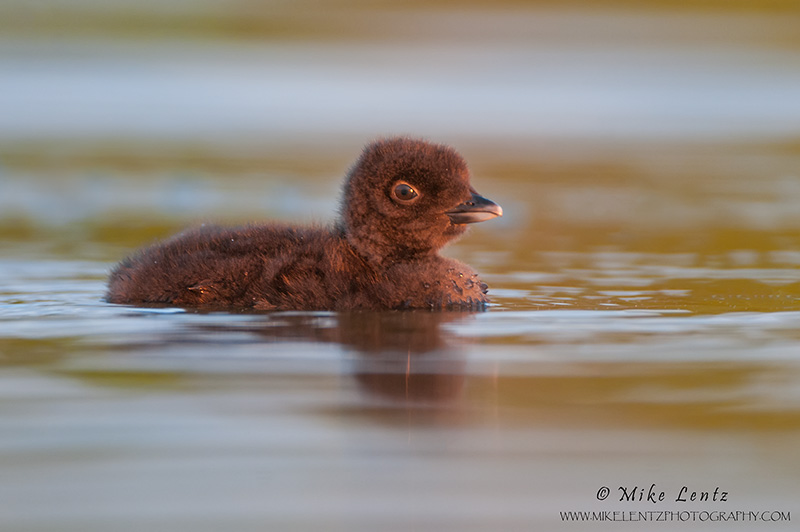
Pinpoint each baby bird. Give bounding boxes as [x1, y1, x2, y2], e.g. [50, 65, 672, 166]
[106, 137, 502, 311]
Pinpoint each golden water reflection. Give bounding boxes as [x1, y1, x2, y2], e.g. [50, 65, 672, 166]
[15, 307, 788, 434]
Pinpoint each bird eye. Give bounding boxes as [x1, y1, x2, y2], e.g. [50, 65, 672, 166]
[391, 182, 420, 204]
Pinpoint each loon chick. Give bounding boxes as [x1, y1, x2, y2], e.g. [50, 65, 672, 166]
[106, 137, 502, 311]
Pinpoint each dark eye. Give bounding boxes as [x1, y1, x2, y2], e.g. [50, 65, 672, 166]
[391, 182, 420, 203]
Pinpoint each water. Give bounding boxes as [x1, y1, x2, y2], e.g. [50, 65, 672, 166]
[2, 258, 799, 531]
[2, 3, 800, 531]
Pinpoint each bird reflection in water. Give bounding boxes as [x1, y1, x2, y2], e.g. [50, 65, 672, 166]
[336, 311, 471, 405]
[194, 310, 475, 406]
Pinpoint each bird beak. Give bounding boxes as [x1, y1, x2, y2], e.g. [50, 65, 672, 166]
[446, 192, 503, 224]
